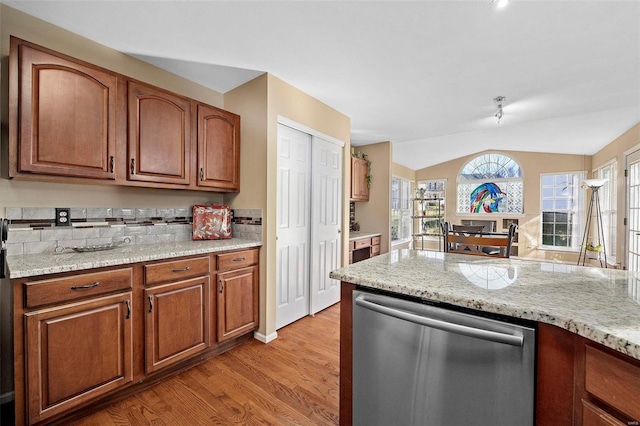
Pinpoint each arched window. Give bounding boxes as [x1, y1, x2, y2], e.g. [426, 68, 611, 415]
[457, 153, 523, 214]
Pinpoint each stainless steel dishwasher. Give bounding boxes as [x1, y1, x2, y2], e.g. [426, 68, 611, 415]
[353, 290, 536, 426]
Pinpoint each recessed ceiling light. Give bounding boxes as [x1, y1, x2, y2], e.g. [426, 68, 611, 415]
[493, 0, 509, 8]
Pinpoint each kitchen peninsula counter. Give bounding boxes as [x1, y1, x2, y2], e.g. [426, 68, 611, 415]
[330, 249, 640, 360]
[6, 238, 262, 278]
[332, 249, 640, 425]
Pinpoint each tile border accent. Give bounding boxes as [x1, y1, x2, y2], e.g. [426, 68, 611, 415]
[6, 207, 262, 255]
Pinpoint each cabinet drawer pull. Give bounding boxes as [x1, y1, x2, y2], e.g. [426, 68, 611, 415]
[148, 295, 153, 313]
[233, 257, 246, 262]
[171, 266, 191, 272]
[130, 158, 135, 175]
[70, 281, 99, 290]
[125, 299, 131, 319]
[219, 279, 224, 293]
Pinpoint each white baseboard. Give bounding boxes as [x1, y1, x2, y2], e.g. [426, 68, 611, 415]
[253, 331, 278, 343]
[0, 391, 14, 405]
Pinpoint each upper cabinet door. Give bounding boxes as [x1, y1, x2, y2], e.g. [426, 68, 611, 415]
[13, 40, 117, 179]
[197, 104, 240, 191]
[128, 81, 191, 186]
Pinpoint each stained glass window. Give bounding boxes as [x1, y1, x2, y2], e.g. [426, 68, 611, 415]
[457, 153, 523, 214]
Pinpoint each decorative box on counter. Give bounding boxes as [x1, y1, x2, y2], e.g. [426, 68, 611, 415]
[192, 204, 232, 240]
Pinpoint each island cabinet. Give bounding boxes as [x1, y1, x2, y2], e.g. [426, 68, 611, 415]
[537, 323, 640, 426]
[197, 104, 241, 191]
[127, 81, 192, 186]
[10, 38, 118, 180]
[216, 249, 259, 341]
[350, 157, 369, 201]
[13, 249, 260, 425]
[9, 36, 241, 193]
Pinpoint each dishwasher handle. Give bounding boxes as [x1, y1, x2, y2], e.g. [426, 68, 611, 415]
[355, 296, 524, 347]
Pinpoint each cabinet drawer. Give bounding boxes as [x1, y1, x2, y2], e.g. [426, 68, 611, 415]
[354, 238, 371, 250]
[145, 256, 210, 285]
[372, 236, 381, 246]
[585, 345, 640, 419]
[582, 400, 626, 426]
[24, 268, 133, 308]
[371, 245, 381, 256]
[217, 249, 259, 272]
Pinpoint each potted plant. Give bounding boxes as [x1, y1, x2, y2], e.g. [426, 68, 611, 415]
[585, 242, 603, 259]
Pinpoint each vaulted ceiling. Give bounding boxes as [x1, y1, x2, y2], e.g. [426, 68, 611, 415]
[4, 0, 639, 170]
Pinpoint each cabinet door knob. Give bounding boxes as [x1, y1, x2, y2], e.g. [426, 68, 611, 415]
[148, 295, 153, 313]
[219, 279, 224, 293]
[130, 158, 135, 175]
[109, 156, 114, 173]
[125, 299, 131, 320]
[200, 168, 204, 181]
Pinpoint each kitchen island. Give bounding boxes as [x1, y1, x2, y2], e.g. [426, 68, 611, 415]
[330, 249, 640, 425]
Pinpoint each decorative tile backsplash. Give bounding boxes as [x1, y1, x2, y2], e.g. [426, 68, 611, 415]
[5, 207, 262, 255]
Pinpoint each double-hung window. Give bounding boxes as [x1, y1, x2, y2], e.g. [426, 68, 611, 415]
[540, 172, 585, 249]
[391, 177, 413, 243]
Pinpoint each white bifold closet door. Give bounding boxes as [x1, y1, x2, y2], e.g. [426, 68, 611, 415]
[276, 123, 343, 330]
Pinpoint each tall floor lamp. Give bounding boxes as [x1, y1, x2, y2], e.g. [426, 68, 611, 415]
[577, 179, 608, 268]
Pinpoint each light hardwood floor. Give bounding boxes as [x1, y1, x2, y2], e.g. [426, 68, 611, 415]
[69, 304, 340, 426]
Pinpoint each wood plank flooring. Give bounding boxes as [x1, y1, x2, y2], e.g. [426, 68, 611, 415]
[68, 304, 340, 426]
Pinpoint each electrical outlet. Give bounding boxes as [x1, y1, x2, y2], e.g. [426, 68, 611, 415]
[55, 208, 71, 226]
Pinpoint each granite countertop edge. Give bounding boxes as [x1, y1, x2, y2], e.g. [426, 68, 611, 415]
[7, 238, 262, 279]
[330, 251, 640, 361]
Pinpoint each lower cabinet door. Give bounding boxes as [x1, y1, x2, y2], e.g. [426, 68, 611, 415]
[217, 266, 259, 342]
[24, 293, 133, 424]
[144, 276, 210, 373]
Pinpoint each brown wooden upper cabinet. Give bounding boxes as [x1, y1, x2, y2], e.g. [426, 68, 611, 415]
[197, 104, 240, 191]
[10, 37, 117, 180]
[128, 81, 191, 186]
[10, 37, 241, 193]
[350, 157, 369, 201]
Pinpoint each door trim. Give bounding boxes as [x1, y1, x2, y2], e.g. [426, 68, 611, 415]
[277, 116, 346, 148]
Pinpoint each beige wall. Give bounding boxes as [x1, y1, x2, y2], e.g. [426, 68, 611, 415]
[592, 123, 640, 264]
[354, 142, 392, 254]
[417, 149, 591, 262]
[226, 73, 351, 339]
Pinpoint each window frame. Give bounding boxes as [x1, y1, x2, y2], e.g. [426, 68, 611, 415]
[415, 179, 446, 242]
[539, 171, 586, 251]
[457, 153, 524, 214]
[391, 176, 414, 245]
[595, 161, 617, 264]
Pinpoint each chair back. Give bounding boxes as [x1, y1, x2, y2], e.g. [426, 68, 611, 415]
[443, 221, 517, 258]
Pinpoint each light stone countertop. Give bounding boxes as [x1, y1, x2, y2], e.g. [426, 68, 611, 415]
[329, 249, 640, 361]
[6, 238, 262, 279]
[349, 231, 381, 242]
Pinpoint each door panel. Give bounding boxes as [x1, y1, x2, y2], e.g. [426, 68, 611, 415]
[24, 293, 132, 424]
[17, 42, 116, 179]
[197, 104, 240, 190]
[144, 277, 210, 373]
[311, 138, 343, 314]
[276, 124, 311, 329]
[128, 81, 191, 185]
